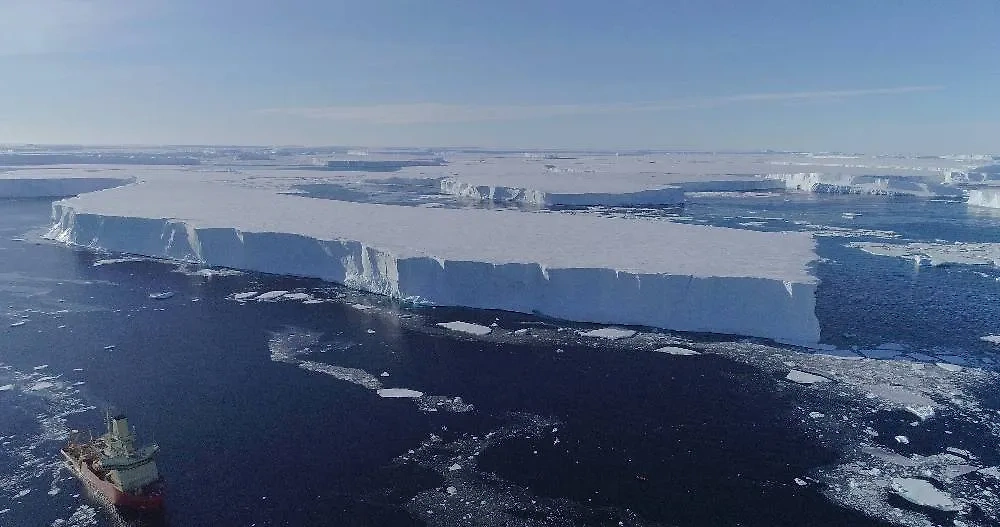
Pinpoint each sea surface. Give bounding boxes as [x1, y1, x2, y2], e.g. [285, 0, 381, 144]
[1, 195, 998, 527]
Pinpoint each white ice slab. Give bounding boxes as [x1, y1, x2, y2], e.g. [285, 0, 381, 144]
[968, 188, 1000, 209]
[436, 321, 493, 336]
[848, 241, 1000, 267]
[377, 388, 425, 398]
[889, 477, 962, 511]
[654, 346, 700, 355]
[0, 169, 134, 198]
[49, 180, 821, 343]
[785, 369, 831, 384]
[578, 327, 636, 340]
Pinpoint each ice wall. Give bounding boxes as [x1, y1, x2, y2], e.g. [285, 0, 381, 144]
[775, 172, 961, 197]
[0, 177, 134, 198]
[48, 182, 821, 343]
[968, 189, 1000, 209]
[440, 177, 686, 207]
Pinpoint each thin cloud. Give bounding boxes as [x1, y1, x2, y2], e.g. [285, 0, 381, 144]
[0, 0, 157, 56]
[259, 86, 942, 125]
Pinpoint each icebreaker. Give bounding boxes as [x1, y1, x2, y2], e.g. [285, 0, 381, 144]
[49, 181, 821, 343]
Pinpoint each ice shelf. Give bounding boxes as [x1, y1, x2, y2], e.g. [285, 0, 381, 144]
[0, 172, 133, 198]
[49, 180, 821, 343]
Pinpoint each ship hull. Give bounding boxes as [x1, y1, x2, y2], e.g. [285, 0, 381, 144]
[61, 449, 165, 511]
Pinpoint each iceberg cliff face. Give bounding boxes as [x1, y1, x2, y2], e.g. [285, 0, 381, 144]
[0, 177, 133, 198]
[968, 189, 1000, 209]
[439, 177, 686, 207]
[49, 181, 821, 344]
[774, 172, 962, 197]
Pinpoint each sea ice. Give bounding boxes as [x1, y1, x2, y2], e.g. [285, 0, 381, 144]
[848, 241, 1000, 268]
[0, 384, 13, 391]
[255, 290, 289, 301]
[436, 321, 493, 336]
[9, 321, 26, 327]
[785, 369, 831, 384]
[980, 335, 1000, 345]
[578, 327, 636, 340]
[654, 346, 700, 355]
[233, 291, 258, 300]
[936, 362, 963, 372]
[967, 188, 1000, 209]
[377, 388, 425, 398]
[148, 291, 175, 300]
[889, 477, 962, 512]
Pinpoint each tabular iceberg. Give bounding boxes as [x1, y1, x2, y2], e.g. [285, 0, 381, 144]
[0, 176, 133, 198]
[48, 181, 821, 343]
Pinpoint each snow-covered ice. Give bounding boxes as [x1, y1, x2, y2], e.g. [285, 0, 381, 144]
[980, 334, 1000, 345]
[578, 327, 636, 340]
[255, 290, 289, 301]
[436, 321, 493, 336]
[848, 241, 1000, 267]
[967, 188, 1000, 209]
[0, 384, 13, 391]
[0, 170, 133, 198]
[785, 369, 830, 384]
[49, 180, 822, 342]
[377, 388, 425, 398]
[148, 291, 175, 300]
[654, 346, 700, 355]
[890, 477, 962, 512]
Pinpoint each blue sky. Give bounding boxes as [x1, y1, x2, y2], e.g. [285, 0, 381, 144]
[1, 0, 997, 152]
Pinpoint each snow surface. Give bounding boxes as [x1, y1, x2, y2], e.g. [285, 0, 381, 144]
[49, 180, 822, 343]
[436, 321, 493, 336]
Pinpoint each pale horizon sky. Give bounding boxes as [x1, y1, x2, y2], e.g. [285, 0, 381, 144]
[1, 0, 998, 153]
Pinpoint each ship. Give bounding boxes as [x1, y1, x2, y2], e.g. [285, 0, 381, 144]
[60, 412, 165, 510]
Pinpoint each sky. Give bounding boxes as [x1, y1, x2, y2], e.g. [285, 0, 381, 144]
[0, 0, 997, 152]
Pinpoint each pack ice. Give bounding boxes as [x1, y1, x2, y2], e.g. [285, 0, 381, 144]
[48, 180, 821, 343]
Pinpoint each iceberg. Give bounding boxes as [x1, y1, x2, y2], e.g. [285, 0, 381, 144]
[968, 188, 1000, 209]
[774, 172, 962, 197]
[48, 180, 821, 343]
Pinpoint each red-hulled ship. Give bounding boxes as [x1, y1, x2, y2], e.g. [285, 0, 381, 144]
[60, 413, 165, 510]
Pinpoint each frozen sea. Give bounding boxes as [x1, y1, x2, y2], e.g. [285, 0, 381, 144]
[1, 193, 999, 527]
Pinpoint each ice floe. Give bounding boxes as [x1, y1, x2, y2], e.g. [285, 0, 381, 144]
[377, 388, 425, 398]
[148, 291, 175, 300]
[890, 477, 962, 512]
[654, 346, 700, 355]
[848, 241, 1000, 267]
[436, 321, 492, 336]
[785, 369, 831, 384]
[578, 327, 636, 340]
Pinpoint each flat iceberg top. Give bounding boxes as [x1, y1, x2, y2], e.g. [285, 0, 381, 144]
[58, 181, 817, 282]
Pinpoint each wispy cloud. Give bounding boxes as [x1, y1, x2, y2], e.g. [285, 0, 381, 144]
[259, 86, 942, 125]
[0, 0, 157, 56]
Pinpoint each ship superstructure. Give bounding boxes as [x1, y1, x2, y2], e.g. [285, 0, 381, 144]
[61, 413, 165, 510]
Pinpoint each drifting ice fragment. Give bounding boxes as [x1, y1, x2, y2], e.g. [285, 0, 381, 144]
[980, 334, 1000, 345]
[895, 435, 910, 444]
[655, 346, 700, 355]
[0, 384, 14, 391]
[148, 291, 174, 300]
[436, 321, 492, 336]
[579, 327, 636, 340]
[233, 291, 258, 300]
[255, 290, 289, 301]
[785, 369, 830, 384]
[9, 321, 26, 327]
[889, 477, 962, 512]
[377, 388, 424, 398]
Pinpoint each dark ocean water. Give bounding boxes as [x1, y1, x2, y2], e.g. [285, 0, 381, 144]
[1, 195, 997, 526]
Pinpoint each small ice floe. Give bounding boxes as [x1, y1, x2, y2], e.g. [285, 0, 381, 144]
[842, 212, 861, 219]
[380, 371, 390, 377]
[446, 486, 458, 495]
[0, 508, 9, 514]
[29, 381, 55, 391]
[9, 320, 27, 327]
[808, 411, 825, 419]
[513, 328, 529, 335]
[785, 369, 830, 384]
[282, 292, 313, 301]
[436, 321, 493, 336]
[907, 405, 936, 420]
[103, 345, 115, 351]
[655, 346, 700, 356]
[0, 384, 14, 391]
[33, 364, 49, 370]
[794, 478, 808, 486]
[377, 388, 424, 398]
[72, 368, 83, 372]
[366, 329, 376, 334]
[148, 291, 175, 300]
[48, 487, 60, 496]
[895, 435, 910, 444]
[889, 477, 962, 512]
[935, 362, 962, 372]
[255, 290, 289, 302]
[448, 463, 462, 471]
[578, 327, 636, 340]
[233, 291, 258, 300]
[980, 334, 1000, 345]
